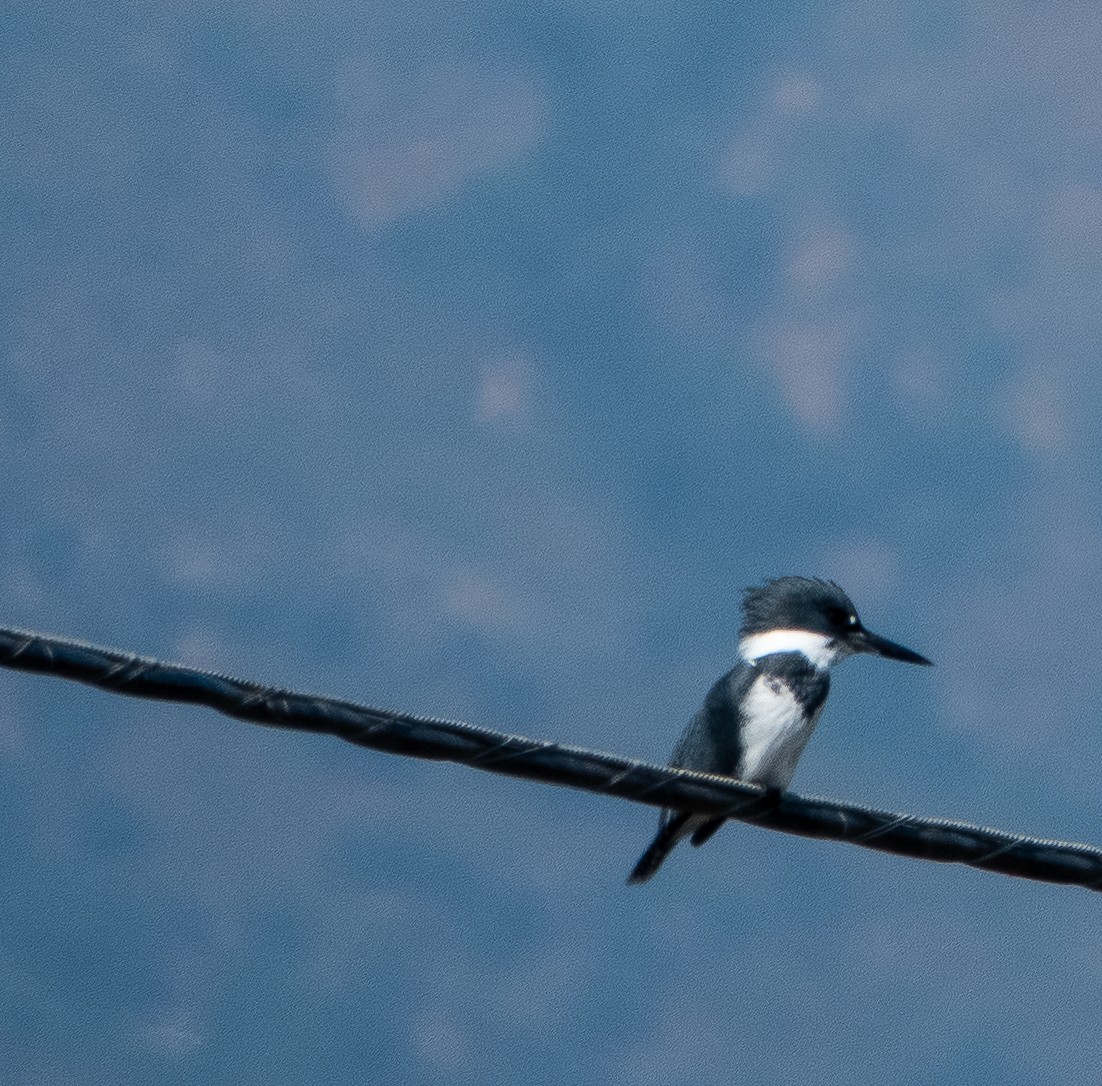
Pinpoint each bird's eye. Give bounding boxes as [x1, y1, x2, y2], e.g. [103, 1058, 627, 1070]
[824, 607, 860, 631]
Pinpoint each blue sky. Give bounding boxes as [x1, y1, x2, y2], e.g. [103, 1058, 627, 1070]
[4, 1, 1102, 1083]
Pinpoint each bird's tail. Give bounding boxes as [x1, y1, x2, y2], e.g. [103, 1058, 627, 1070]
[627, 812, 694, 885]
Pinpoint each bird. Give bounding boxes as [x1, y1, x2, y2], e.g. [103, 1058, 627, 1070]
[627, 576, 932, 884]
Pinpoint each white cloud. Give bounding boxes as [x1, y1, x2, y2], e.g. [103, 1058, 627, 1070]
[996, 367, 1071, 455]
[412, 1008, 469, 1073]
[818, 537, 900, 605]
[139, 1009, 205, 1055]
[754, 314, 857, 434]
[714, 71, 824, 198]
[330, 61, 546, 229]
[157, 530, 265, 590]
[440, 566, 537, 636]
[753, 224, 860, 433]
[475, 355, 536, 424]
[709, 9, 1102, 441]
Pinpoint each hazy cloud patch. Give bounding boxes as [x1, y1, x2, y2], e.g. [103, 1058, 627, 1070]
[475, 355, 537, 425]
[331, 61, 546, 230]
[139, 1009, 205, 1056]
[818, 537, 900, 605]
[754, 315, 858, 434]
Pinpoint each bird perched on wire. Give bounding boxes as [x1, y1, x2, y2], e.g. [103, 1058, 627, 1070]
[628, 576, 932, 884]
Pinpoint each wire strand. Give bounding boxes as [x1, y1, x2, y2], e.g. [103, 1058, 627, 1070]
[1, 624, 1099, 892]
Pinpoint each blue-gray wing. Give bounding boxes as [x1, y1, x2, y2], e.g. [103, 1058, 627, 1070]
[627, 666, 759, 883]
[669, 663, 760, 777]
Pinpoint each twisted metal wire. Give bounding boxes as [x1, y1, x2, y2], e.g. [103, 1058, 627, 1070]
[2, 624, 1101, 892]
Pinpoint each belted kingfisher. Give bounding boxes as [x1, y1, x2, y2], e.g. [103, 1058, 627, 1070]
[628, 576, 931, 884]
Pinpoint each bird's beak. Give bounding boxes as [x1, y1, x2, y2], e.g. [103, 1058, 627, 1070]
[851, 628, 933, 666]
